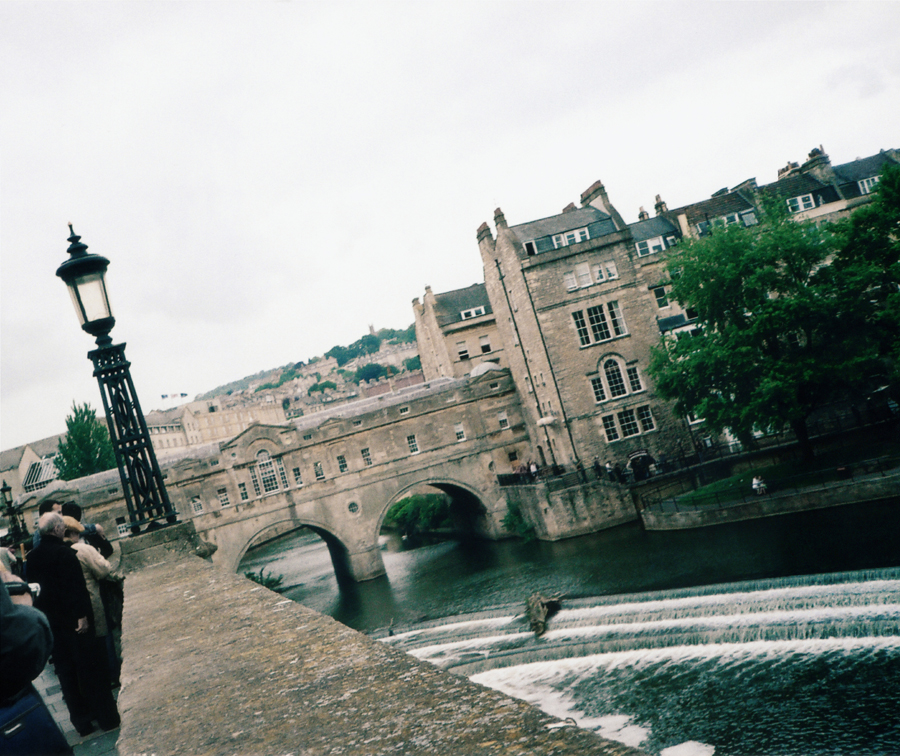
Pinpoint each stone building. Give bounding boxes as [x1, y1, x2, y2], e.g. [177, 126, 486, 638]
[413, 283, 505, 381]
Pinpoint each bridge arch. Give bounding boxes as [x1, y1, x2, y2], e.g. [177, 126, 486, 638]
[375, 477, 491, 544]
[234, 517, 357, 586]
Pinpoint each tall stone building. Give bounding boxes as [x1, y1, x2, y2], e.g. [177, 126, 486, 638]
[474, 180, 690, 476]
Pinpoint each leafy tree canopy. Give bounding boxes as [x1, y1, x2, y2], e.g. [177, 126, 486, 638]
[382, 494, 451, 536]
[54, 402, 116, 480]
[649, 184, 896, 460]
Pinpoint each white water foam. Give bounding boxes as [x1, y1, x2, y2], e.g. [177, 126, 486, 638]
[660, 741, 715, 756]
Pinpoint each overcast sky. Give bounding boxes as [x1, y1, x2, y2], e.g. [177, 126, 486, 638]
[1, 1, 898, 451]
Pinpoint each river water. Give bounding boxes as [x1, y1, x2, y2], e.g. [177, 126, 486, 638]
[239, 499, 900, 755]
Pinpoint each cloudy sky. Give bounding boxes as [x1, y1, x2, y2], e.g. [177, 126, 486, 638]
[1, 1, 898, 451]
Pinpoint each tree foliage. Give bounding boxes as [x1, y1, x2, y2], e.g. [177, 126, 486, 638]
[382, 494, 451, 537]
[54, 402, 116, 480]
[648, 185, 896, 460]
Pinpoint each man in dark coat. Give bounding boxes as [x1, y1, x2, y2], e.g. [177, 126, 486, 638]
[27, 512, 120, 736]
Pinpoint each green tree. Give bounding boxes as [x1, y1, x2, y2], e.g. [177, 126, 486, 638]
[353, 363, 387, 384]
[834, 164, 900, 390]
[403, 356, 421, 372]
[382, 494, 451, 537]
[54, 402, 116, 480]
[648, 196, 888, 461]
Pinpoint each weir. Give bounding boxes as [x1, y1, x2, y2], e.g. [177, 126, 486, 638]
[380, 569, 900, 754]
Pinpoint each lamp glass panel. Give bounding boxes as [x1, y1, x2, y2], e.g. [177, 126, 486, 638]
[69, 272, 112, 325]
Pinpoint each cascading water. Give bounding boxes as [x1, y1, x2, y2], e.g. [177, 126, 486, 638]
[380, 569, 900, 755]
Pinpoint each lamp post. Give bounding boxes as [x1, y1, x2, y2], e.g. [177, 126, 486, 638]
[1, 480, 29, 559]
[57, 225, 177, 534]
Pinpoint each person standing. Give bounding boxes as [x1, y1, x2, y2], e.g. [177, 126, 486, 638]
[26, 512, 120, 737]
[63, 516, 122, 687]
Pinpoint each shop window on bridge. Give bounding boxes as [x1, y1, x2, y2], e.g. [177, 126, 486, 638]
[116, 517, 129, 537]
[361, 448, 373, 466]
[191, 496, 203, 514]
[217, 488, 230, 507]
[292, 467, 303, 486]
[407, 434, 419, 454]
[337, 455, 348, 473]
[238, 482, 249, 501]
[314, 461, 325, 481]
[454, 423, 466, 442]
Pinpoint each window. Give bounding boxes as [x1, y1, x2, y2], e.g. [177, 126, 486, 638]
[454, 423, 466, 442]
[601, 415, 619, 441]
[637, 236, 665, 257]
[575, 262, 592, 288]
[479, 335, 491, 354]
[626, 366, 643, 393]
[217, 488, 230, 507]
[314, 462, 325, 481]
[292, 467, 303, 486]
[574, 301, 627, 347]
[652, 286, 669, 308]
[352, 420, 362, 427]
[607, 300, 625, 335]
[787, 194, 814, 213]
[191, 496, 203, 514]
[563, 271, 577, 291]
[498, 412, 510, 430]
[461, 306, 485, 320]
[361, 448, 372, 466]
[587, 305, 611, 342]
[276, 458, 288, 488]
[604, 262, 619, 280]
[457, 342, 469, 360]
[508, 451, 519, 462]
[303, 433, 312, 441]
[524, 241, 537, 256]
[116, 517, 129, 537]
[489, 382, 499, 390]
[637, 405, 655, 432]
[399, 406, 409, 415]
[618, 409, 640, 437]
[573, 311, 591, 346]
[249, 467, 261, 496]
[591, 377, 607, 403]
[407, 435, 419, 454]
[238, 482, 249, 501]
[859, 176, 880, 195]
[337, 455, 348, 473]
[252, 450, 280, 493]
[605, 360, 627, 397]
[22, 457, 57, 493]
[552, 227, 589, 248]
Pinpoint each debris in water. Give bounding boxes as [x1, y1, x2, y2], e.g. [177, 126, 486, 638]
[526, 593, 561, 636]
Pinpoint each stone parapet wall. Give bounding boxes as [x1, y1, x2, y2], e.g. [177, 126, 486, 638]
[117, 549, 646, 756]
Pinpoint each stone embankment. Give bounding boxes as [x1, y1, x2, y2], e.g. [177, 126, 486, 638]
[116, 526, 645, 756]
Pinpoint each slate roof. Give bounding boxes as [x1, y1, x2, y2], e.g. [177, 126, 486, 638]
[433, 283, 492, 326]
[628, 215, 679, 243]
[758, 173, 828, 199]
[667, 192, 755, 226]
[510, 206, 617, 245]
[834, 152, 898, 184]
[0, 433, 66, 472]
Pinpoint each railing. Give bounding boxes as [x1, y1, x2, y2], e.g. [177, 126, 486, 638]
[643, 455, 898, 514]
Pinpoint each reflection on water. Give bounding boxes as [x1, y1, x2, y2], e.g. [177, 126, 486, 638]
[238, 499, 900, 755]
[239, 499, 900, 634]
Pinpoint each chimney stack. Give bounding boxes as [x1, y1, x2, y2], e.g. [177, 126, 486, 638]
[654, 195, 668, 215]
[638, 206, 650, 221]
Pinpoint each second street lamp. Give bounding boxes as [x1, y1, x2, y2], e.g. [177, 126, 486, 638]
[56, 225, 177, 534]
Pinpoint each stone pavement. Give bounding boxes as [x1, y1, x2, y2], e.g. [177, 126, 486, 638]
[33, 664, 119, 756]
[115, 552, 647, 756]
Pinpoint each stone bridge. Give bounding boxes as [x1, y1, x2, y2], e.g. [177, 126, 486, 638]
[162, 371, 534, 581]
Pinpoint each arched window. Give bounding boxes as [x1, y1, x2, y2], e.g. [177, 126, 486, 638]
[604, 360, 627, 397]
[590, 357, 646, 404]
[249, 449, 288, 496]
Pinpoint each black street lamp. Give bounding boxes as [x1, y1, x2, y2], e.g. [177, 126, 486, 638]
[1, 480, 29, 559]
[57, 225, 177, 534]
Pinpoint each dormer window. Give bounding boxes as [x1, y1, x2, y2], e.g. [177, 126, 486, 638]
[637, 236, 665, 257]
[460, 306, 485, 320]
[859, 176, 880, 195]
[552, 227, 589, 249]
[524, 241, 537, 256]
[787, 194, 814, 213]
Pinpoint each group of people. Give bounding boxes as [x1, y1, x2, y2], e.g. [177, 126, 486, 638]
[1, 498, 123, 744]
